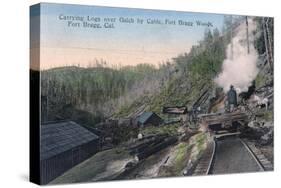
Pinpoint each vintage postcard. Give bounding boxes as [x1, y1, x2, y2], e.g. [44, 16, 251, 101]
[30, 3, 274, 185]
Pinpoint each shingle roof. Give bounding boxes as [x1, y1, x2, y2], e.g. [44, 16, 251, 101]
[137, 112, 154, 124]
[40, 121, 99, 161]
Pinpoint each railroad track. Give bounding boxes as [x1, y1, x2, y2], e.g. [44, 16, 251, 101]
[193, 134, 273, 176]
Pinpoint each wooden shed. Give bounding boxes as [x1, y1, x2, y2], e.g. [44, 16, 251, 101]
[40, 121, 100, 184]
[137, 112, 163, 127]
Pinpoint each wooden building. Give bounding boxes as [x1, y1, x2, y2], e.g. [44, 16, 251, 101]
[137, 112, 163, 127]
[40, 121, 100, 184]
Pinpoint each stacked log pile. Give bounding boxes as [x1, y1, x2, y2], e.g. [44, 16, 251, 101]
[198, 111, 248, 126]
[128, 134, 178, 161]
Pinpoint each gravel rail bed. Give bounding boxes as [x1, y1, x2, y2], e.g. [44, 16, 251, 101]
[210, 137, 263, 174]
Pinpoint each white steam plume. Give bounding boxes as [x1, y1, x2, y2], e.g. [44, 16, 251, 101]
[215, 18, 259, 93]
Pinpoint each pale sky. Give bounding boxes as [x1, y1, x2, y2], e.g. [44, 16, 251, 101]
[30, 3, 225, 69]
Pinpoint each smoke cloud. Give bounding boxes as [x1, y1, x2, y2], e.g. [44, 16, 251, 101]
[215, 18, 259, 93]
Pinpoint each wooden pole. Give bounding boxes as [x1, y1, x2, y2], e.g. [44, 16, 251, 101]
[262, 18, 272, 71]
[230, 16, 233, 60]
[265, 18, 273, 68]
[246, 16, 250, 54]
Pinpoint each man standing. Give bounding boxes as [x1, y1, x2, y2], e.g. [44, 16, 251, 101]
[227, 85, 237, 112]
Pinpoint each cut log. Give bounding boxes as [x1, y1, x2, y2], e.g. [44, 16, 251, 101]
[128, 134, 168, 154]
[129, 137, 166, 155]
[198, 111, 248, 125]
[136, 136, 178, 160]
[162, 106, 188, 114]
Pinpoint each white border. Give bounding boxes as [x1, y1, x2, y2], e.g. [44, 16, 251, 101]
[0, 0, 280, 188]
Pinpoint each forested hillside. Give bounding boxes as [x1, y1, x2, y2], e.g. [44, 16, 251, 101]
[41, 16, 273, 130]
[41, 26, 224, 124]
[41, 62, 169, 124]
[115, 26, 227, 118]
